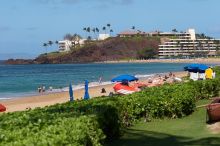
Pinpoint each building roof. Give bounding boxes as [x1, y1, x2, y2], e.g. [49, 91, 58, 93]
[118, 30, 147, 35]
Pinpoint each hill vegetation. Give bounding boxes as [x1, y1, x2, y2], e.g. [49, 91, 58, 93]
[5, 37, 160, 64]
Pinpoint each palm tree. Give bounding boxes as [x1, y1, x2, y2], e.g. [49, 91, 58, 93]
[55, 40, 59, 50]
[107, 23, 111, 34]
[43, 43, 48, 54]
[64, 33, 72, 40]
[48, 40, 53, 46]
[87, 36, 92, 43]
[107, 23, 111, 29]
[102, 26, 106, 34]
[110, 29, 113, 36]
[92, 28, 96, 39]
[172, 29, 178, 33]
[47, 40, 53, 53]
[95, 27, 99, 33]
[83, 27, 87, 38]
[74, 34, 82, 47]
[86, 27, 91, 40]
[95, 27, 99, 39]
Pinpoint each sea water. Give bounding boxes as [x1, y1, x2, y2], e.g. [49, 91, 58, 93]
[0, 63, 189, 99]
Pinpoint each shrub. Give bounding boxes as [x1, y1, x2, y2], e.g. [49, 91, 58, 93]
[1, 78, 220, 145]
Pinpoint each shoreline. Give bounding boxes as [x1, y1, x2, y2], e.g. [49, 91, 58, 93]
[1, 71, 187, 113]
[95, 58, 220, 64]
[3, 58, 220, 65]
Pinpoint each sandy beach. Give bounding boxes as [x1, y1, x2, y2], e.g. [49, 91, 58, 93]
[100, 58, 220, 64]
[1, 71, 187, 113]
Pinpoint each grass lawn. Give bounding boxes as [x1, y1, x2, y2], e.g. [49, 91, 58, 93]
[107, 100, 220, 146]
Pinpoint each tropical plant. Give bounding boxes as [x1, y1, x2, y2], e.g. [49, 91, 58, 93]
[110, 29, 113, 36]
[1, 77, 220, 145]
[102, 26, 106, 34]
[43, 43, 48, 54]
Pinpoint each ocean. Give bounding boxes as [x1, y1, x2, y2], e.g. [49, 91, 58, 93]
[0, 63, 190, 99]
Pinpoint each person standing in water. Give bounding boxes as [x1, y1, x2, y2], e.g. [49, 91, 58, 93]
[98, 76, 102, 84]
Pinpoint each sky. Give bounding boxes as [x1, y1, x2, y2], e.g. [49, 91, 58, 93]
[0, 0, 220, 59]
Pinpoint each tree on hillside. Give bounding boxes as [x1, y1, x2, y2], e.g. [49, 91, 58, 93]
[87, 36, 92, 43]
[107, 23, 111, 34]
[96, 27, 99, 39]
[43, 43, 48, 55]
[92, 28, 96, 39]
[64, 33, 72, 40]
[107, 23, 111, 29]
[55, 40, 59, 50]
[137, 47, 157, 59]
[110, 29, 113, 36]
[102, 26, 106, 34]
[172, 29, 178, 33]
[47, 41, 53, 53]
[83, 27, 87, 38]
[74, 34, 82, 47]
[48, 40, 53, 46]
[86, 27, 91, 40]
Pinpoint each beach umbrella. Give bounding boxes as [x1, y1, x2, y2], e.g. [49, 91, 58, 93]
[69, 83, 74, 102]
[84, 80, 90, 100]
[111, 74, 138, 82]
[0, 104, 6, 112]
[184, 64, 209, 73]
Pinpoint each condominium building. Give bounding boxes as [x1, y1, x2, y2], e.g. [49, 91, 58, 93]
[158, 29, 220, 58]
[58, 39, 86, 52]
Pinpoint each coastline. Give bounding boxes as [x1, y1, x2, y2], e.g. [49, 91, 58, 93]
[0, 71, 187, 113]
[95, 58, 220, 64]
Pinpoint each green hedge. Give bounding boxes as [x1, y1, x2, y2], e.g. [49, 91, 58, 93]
[1, 77, 220, 145]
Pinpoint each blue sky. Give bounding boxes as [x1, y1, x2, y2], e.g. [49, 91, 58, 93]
[0, 0, 220, 59]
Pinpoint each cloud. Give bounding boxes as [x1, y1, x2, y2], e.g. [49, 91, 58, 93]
[34, 0, 133, 6]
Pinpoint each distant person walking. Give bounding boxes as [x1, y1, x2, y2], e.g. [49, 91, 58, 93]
[42, 85, 46, 92]
[98, 76, 102, 84]
[37, 86, 41, 93]
[205, 67, 213, 79]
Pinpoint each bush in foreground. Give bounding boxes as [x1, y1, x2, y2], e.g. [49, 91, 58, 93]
[1, 78, 220, 145]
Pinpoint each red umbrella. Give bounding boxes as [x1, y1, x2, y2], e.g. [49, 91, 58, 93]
[0, 104, 6, 112]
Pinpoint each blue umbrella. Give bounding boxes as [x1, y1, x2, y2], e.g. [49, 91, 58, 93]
[84, 80, 90, 100]
[111, 74, 138, 82]
[184, 64, 209, 73]
[69, 83, 74, 102]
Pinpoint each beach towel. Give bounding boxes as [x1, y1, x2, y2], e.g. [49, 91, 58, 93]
[0, 104, 6, 112]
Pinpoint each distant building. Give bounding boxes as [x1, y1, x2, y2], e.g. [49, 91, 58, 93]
[98, 34, 110, 40]
[118, 30, 149, 37]
[158, 29, 220, 58]
[58, 39, 86, 52]
[58, 40, 72, 52]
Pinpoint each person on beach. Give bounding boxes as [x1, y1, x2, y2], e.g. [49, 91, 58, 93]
[212, 71, 216, 79]
[98, 76, 102, 84]
[37, 86, 41, 93]
[205, 67, 213, 80]
[42, 86, 46, 92]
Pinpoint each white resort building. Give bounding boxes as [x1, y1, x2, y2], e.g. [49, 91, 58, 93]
[98, 34, 110, 40]
[58, 39, 86, 52]
[158, 29, 220, 58]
